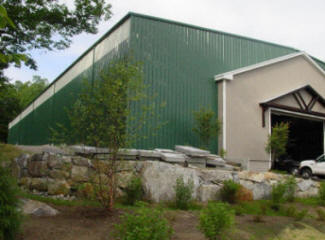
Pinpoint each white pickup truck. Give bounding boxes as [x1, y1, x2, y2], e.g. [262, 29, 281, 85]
[299, 154, 325, 179]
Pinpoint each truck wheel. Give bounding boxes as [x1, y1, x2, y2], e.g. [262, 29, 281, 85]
[301, 168, 312, 179]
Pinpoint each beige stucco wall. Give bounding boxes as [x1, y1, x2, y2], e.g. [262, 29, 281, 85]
[223, 55, 325, 164]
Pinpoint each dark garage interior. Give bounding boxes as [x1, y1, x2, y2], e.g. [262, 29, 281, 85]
[271, 112, 324, 162]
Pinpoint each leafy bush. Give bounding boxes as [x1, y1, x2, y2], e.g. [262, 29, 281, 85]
[124, 176, 143, 205]
[265, 122, 289, 167]
[174, 177, 194, 210]
[114, 202, 173, 240]
[271, 177, 297, 209]
[318, 182, 325, 206]
[284, 176, 297, 202]
[77, 183, 95, 200]
[219, 180, 241, 204]
[271, 182, 287, 210]
[0, 166, 22, 240]
[199, 202, 234, 240]
[193, 107, 222, 149]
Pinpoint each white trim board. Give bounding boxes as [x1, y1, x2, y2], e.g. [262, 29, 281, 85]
[214, 52, 325, 82]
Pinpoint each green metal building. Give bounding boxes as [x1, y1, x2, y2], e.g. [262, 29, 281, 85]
[8, 12, 325, 153]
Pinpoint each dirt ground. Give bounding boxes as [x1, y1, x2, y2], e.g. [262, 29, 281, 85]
[18, 204, 325, 240]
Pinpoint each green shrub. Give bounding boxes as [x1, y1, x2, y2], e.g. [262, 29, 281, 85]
[114, 202, 173, 240]
[219, 180, 241, 204]
[174, 177, 194, 210]
[284, 176, 297, 202]
[199, 202, 234, 240]
[271, 177, 297, 210]
[318, 182, 325, 206]
[0, 166, 22, 240]
[124, 176, 144, 205]
[271, 182, 287, 210]
[77, 183, 95, 200]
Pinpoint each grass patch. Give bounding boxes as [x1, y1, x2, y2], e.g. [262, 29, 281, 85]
[296, 197, 320, 207]
[20, 191, 101, 207]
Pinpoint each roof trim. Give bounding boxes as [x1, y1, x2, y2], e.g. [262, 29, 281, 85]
[214, 52, 325, 82]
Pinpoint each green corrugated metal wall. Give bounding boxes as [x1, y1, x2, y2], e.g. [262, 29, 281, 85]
[9, 13, 320, 153]
[128, 14, 297, 152]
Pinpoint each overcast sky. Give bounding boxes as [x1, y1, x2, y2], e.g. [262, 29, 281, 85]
[4, 0, 325, 83]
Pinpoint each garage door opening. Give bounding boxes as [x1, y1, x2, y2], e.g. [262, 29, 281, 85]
[271, 112, 324, 162]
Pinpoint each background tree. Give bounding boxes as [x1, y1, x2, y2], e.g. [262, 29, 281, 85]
[0, 0, 111, 72]
[14, 75, 48, 109]
[52, 57, 161, 211]
[193, 107, 222, 150]
[0, 75, 48, 142]
[265, 122, 289, 169]
[0, 83, 19, 142]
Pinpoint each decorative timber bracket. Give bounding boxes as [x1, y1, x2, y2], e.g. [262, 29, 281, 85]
[260, 85, 325, 127]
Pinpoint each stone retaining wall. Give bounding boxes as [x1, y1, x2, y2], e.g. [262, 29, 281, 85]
[13, 152, 321, 202]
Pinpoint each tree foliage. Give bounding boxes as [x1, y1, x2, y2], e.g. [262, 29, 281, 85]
[14, 75, 48, 109]
[0, 4, 27, 69]
[0, 0, 111, 71]
[52, 57, 161, 211]
[0, 75, 48, 142]
[0, 82, 19, 142]
[265, 122, 289, 166]
[193, 107, 221, 149]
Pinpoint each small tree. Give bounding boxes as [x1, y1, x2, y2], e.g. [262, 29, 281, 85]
[174, 176, 194, 210]
[265, 122, 289, 169]
[193, 107, 221, 150]
[52, 56, 160, 211]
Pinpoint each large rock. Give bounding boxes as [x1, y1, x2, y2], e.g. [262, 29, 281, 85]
[198, 169, 237, 184]
[138, 150, 161, 160]
[48, 169, 69, 180]
[72, 156, 90, 167]
[240, 180, 272, 200]
[15, 154, 30, 169]
[27, 154, 49, 177]
[238, 171, 282, 183]
[198, 184, 221, 202]
[47, 154, 65, 169]
[297, 179, 314, 192]
[160, 152, 187, 163]
[141, 161, 200, 202]
[22, 199, 59, 216]
[175, 145, 210, 157]
[48, 179, 70, 195]
[117, 171, 135, 189]
[30, 178, 48, 191]
[71, 166, 89, 182]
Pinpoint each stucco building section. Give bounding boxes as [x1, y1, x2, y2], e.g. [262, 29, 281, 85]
[217, 54, 325, 166]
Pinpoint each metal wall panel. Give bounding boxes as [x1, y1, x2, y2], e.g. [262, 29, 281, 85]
[129, 15, 296, 153]
[8, 18, 131, 144]
[9, 13, 325, 150]
[95, 19, 130, 62]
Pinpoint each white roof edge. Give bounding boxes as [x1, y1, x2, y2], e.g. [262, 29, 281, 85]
[214, 51, 325, 82]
